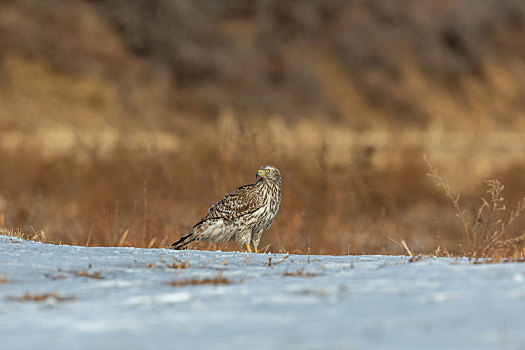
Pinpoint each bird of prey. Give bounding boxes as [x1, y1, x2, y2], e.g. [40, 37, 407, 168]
[170, 165, 282, 253]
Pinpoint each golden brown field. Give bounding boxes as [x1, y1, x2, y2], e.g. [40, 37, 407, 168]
[2, 118, 524, 258]
[1, 0, 525, 258]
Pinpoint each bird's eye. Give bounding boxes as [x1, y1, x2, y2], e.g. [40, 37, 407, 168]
[265, 169, 270, 173]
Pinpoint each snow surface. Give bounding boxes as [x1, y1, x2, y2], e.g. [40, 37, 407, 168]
[1, 235, 525, 350]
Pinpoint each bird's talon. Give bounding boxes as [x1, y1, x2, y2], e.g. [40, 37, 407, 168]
[246, 244, 252, 253]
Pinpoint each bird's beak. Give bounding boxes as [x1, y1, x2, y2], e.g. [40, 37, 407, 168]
[256, 169, 264, 178]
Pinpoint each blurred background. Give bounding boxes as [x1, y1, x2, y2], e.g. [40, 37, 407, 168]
[0, 0, 524, 254]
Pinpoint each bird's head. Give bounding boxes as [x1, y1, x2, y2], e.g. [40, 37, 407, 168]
[255, 165, 281, 182]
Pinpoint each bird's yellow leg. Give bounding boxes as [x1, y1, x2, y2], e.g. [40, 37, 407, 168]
[246, 244, 252, 253]
[254, 246, 258, 253]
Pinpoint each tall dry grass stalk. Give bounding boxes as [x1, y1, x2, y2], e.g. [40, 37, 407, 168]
[0, 227, 48, 243]
[426, 157, 525, 259]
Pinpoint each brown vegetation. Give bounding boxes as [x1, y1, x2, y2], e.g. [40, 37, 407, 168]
[147, 257, 190, 270]
[169, 273, 231, 287]
[427, 159, 525, 260]
[0, 119, 525, 257]
[0, 118, 524, 257]
[76, 270, 104, 280]
[6, 292, 75, 303]
[0, 1, 524, 258]
[282, 269, 318, 277]
[166, 260, 190, 270]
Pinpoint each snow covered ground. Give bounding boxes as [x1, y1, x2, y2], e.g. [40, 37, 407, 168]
[1, 235, 525, 350]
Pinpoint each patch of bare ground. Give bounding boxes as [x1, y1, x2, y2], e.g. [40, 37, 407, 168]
[166, 258, 190, 269]
[169, 273, 231, 287]
[44, 273, 68, 280]
[6, 292, 75, 302]
[147, 258, 190, 269]
[76, 270, 104, 279]
[282, 269, 318, 277]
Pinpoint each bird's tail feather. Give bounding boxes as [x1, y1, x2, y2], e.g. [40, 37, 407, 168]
[170, 233, 196, 250]
[170, 219, 224, 249]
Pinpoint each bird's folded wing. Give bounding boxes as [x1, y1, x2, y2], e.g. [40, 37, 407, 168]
[205, 184, 263, 220]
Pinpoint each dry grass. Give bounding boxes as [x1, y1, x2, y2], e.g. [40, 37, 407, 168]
[0, 117, 524, 257]
[6, 292, 75, 302]
[0, 119, 437, 255]
[1, 1, 525, 259]
[166, 259, 190, 270]
[169, 273, 231, 287]
[76, 270, 104, 279]
[282, 269, 318, 277]
[426, 158, 525, 260]
[44, 273, 67, 280]
[267, 255, 291, 267]
[147, 258, 190, 269]
[0, 227, 48, 243]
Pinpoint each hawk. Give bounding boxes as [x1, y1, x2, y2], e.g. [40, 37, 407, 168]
[170, 165, 282, 253]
